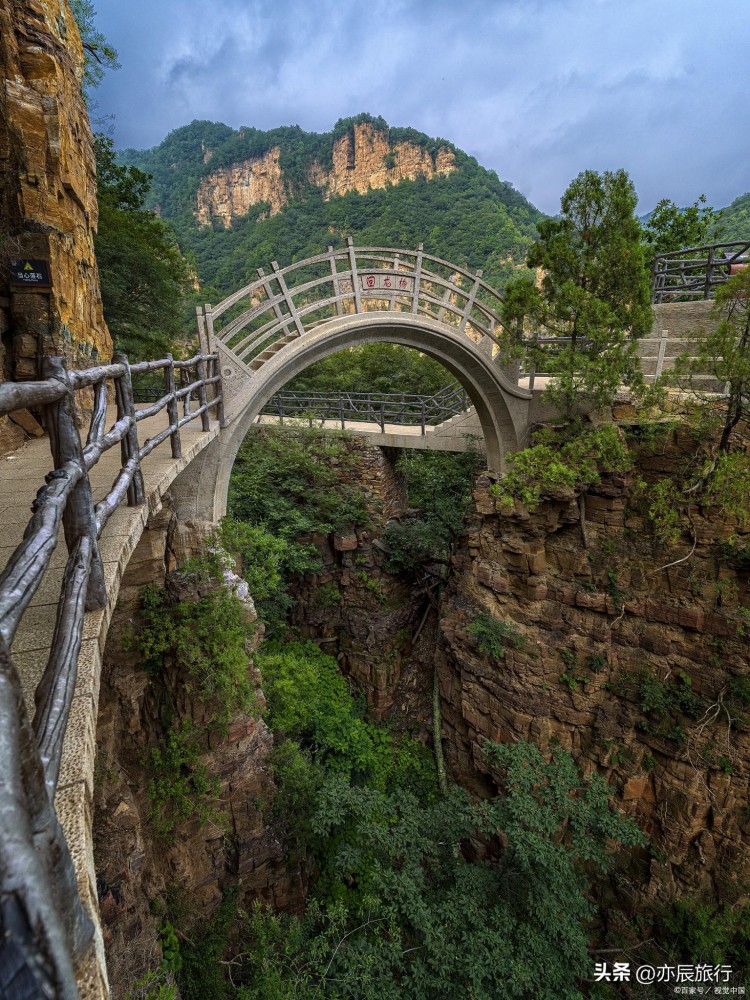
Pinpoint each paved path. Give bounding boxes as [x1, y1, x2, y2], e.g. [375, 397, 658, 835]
[1, 407, 220, 999]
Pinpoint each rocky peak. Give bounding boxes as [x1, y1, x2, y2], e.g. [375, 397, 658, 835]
[194, 121, 456, 229]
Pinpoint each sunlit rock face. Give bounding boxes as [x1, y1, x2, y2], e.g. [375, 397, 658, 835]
[195, 122, 456, 229]
[0, 0, 112, 448]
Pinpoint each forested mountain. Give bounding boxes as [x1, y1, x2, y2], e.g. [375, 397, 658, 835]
[119, 114, 544, 303]
[720, 191, 750, 242]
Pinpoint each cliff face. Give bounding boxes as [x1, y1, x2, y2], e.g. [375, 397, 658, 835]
[288, 440, 427, 720]
[316, 121, 455, 200]
[195, 122, 456, 228]
[195, 146, 287, 227]
[436, 434, 750, 907]
[0, 0, 111, 372]
[94, 511, 302, 995]
[0, 0, 112, 450]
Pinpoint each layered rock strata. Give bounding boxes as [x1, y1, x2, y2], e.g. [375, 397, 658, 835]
[196, 122, 455, 228]
[0, 0, 111, 450]
[437, 431, 750, 906]
[93, 510, 301, 997]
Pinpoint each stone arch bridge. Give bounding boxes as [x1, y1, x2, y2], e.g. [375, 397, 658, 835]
[185, 239, 536, 521]
[0, 242, 706, 998]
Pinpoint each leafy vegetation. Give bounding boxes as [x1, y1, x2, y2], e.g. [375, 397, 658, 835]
[717, 191, 750, 242]
[384, 449, 481, 574]
[641, 195, 723, 255]
[287, 343, 452, 396]
[130, 563, 260, 839]
[119, 117, 543, 302]
[146, 721, 222, 839]
[467, 611, 525, 658]
[503, 168, 653, 418]
[69, 0, 119, 97]
[494, 422, 632, 511]
[673, 266, 750, 451]
[225, 427, 371, 630]
[168, 639, 643, 1000]
[135, 580, 256, 723]
[95, 135, 193, 359]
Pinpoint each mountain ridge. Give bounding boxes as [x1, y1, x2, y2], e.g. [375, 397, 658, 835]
[118, 114, 544, 300]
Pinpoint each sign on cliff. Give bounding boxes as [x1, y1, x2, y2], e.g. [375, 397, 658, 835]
[8, 259, 52, 289]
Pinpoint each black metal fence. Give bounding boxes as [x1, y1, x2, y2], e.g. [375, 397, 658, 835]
[260, 382, 471, 433]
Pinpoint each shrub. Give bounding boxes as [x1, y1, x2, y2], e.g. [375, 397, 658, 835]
[136, 580, 256, 723]
[467, 611, 525, 658]
[497, 423, 631, 510]
[147, 721, 222, 839]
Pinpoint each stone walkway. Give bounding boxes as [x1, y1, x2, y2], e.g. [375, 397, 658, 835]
[0, 406, 220, 999]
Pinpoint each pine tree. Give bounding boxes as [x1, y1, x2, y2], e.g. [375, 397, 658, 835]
[504, 169, 653, 417]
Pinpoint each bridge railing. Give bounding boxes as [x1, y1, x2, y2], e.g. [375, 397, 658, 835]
[0, 350, 223, 998]
[261, 382, 471, 434]
[651, 241, 750, 303]
[200, 239, 517, 373]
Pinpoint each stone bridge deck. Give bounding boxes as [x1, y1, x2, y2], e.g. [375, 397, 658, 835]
[3, 409, 220, 997]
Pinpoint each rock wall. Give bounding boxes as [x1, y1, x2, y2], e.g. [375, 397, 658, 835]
[195, 146, 287, 227]
[195, 122, 455, 228]
[0, 0, 111, 449]
[290, 440, 425, 719]
[317, 121, 455, 200]
[436, 431, 750, 906]
[93, 510, 302, 997]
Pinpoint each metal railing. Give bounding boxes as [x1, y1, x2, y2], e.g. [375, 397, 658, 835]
[651, 241, 750, 302]
[261, 382, 470, 433]
[0, 350, 223, 999]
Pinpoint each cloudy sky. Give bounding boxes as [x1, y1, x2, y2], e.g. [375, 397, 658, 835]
[93, 0, 749, 215]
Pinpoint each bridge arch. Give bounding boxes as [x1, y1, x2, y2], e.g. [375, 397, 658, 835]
[174, 310, 531, 522]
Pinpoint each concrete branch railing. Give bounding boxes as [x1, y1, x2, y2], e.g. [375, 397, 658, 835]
[199, 238, 515, 369]
[261, 382, 471, 433]
[651, 241, 750, 303]
[0, 351, 223, 999]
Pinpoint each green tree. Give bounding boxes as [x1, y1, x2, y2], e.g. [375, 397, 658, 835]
[69, 0, 119, 96]
[676, 266, 750, 451]
[237, 740, 644, 1000]
[642, 195, 723, 255]
[384, 449, 480, 575]
[94, 135, 192, 359]
[504, 169, 653, 417]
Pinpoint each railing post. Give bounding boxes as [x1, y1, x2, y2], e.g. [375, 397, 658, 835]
[112, 352, 145, 506]
[165, 353, 182, 459]
[195, 357, 211, 431]
[329, 246, 344, 317]
[459, 270, 483, 334]
[212, 352, 226, 427]
[270, 260, 306, 338]
[651, 255, 660, 304]
[421, 400, 426, 436]
[704, 246, 714, 299]
[411, 242, 424, 315]
[380, 401, 385, 432]
[347, 237, 363, 314]
[41, 357, 107, 611]
[339, 395, 345, 430]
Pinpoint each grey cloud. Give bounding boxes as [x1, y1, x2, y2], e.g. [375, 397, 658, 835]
[93, 0, 750, 213]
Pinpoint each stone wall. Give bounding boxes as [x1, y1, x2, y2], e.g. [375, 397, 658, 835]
[0, 0, 112, 450]
[435, 431, 750, 906]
